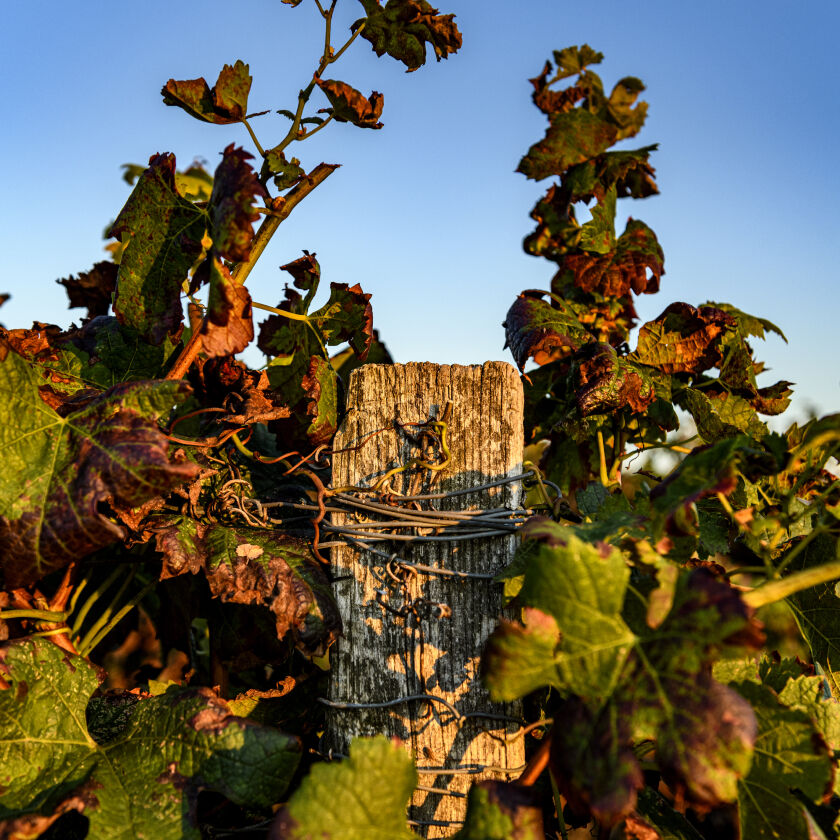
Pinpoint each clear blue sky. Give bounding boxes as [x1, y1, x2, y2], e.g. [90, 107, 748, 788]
[3, 1, 838, 422]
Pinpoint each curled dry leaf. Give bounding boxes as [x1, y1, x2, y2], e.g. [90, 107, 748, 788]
[315, 78, 384, 129]
[157, 521, 340, 656]
[161, 59, 252, 124]
[56, 260, 118, 320]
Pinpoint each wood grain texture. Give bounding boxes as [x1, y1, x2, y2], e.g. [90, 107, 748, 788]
[327, 362, 525, 836]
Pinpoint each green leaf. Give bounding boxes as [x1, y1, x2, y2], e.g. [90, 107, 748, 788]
[0, 339, 197, 587]
[161, 60, 252, 124]
[452, 781, 544, 839]
[0, 640, 300, 837]
[265, 151, 304, 191]
[734, 680, 833, 840]
[578, 185, 616, 254]
[156, 521, 340, 656]
[108, 153, 207, 344]
[563, 145, 659, 203]
[483, 531, 636, 702]
[634, 787, 705, 839]
[353, 0, 462, 72]
[314, 78, 384, 129]
[518, 108, 619, 181]
[784, 533, 840, 697]
[677, 387, 767, 443]
[704, 301, 787, 344]
[271, 736, 416, 839]
[552, 45, 604, 79]
[310, 282, 373, 358]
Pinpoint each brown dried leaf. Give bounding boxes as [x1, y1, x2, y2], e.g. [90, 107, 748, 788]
[315, 78, 384, 129]
[56, 261, 118, 320]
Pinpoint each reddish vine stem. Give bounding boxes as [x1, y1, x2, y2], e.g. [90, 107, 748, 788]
[516, 735, 551, 787]
[165, 163, 339, 381]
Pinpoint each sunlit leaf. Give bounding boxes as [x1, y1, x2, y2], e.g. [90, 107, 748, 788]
[161, 60, 252, 124]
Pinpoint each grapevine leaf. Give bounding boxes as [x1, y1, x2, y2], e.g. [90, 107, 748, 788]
[518, 108, 619, 181]
[161, 60, 252, 124]
[0, 640, 301, 838]
[752, 380, 794, 415]
[297, 354, 339, 446]
[733, 680, 833, 840]
[676, 387, 767, 443]
[529, 62, 586, 115]
[108, 153, 207, 344]
[550, 696, 643, 824]
[0, 338, 197, 586]
[265, 151, 305, 191]
[649, 436, 752, 528]
[704, 301, 787, 343]
[607, 77, 648, 139]
[280, 251, 321, 298]
[198, 255, 255, 357]
[452, 781, 544, 840]
[578, 185, 616, 254]
[552, 44, 604, 79]
[315, 79, 384, 129]
[633, 787, 705, 840]
[483, 531, 636, 702]
[564, 145, 659, 203]
[353, 0, 462, 72]
[56, 261, 118, 319]
[157, 521, 340, 656]
[310, 282, 374, 358]
[209, 144, 267, 262]
[523, 184, 581, 261]
[332, 328, 393, 385]
[503, 291, 590, 371]
[574, 343, 656, 416]
[784, 533, 840, 698]
[630, 303, 736, 375]
[269, 735, 416, 839]
[563, 219, 664, 297]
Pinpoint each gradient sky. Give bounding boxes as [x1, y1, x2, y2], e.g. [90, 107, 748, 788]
[3, 0, 838, 424]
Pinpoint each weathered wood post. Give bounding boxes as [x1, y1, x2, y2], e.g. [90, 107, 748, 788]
[326, 362, 525, 837]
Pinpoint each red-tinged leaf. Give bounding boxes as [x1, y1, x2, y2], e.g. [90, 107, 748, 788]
[0, 338, 198, 586]
[575, 343, 657, 416]
[563, 219, 663, 297]
[161, 60, 252, 124]
[198, 256, 254, 358]
[353, 0, 462, 72]
[298, 354, 339, 446]
[649, 436, 754, 530]
[630, 303, 736, 375]
[503, 291, 589, 371]
[331, 328, 393, 386]
[454, 780, 545, 839]
[108, 153, 206, 344]
[56, 261, 118, 319]
[529, 61, 586, 115]
[518, 108, 619, 181]
[209, 144, 267, 262]
[310, 282, 373, 358]
[157, 521, 340, 656]
[281, 251, 320, 295]
[551, 697, 643, 825]
[564, 145, 659, 203]
[753, 380, 794, 415]
[315, 78, 384, 129]
[523, 183, 581, 261]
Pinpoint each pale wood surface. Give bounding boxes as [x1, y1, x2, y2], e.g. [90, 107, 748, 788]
[327, 362, 525, 836]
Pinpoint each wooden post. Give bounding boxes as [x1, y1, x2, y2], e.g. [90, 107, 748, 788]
[327, 362, 525, 837]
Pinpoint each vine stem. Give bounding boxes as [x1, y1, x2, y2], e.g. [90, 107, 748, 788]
[516, 735, 551, 787]
[165, 163, 338, 381]
[743, 560, 840, 609]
